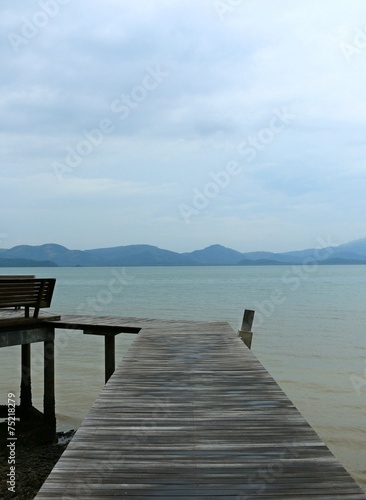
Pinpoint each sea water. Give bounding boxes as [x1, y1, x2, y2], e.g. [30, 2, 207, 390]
[0, 265, 365, 490]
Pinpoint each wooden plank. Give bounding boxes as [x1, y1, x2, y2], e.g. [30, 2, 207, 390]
[0, 309, 61, 334]
[0, 326, 56, 348]
[36, 318, 366, 499]
[46, 314, 141, 334]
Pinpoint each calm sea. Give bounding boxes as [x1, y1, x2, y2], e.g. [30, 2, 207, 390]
[1, 265, 365, 490]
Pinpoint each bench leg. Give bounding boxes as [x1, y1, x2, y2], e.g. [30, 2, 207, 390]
[20, 344, 32, 414]
[44, 329, 56, 441]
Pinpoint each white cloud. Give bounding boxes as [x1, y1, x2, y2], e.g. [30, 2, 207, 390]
[1, 0, 366, 251]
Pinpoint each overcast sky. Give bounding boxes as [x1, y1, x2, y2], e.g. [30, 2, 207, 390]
[1, 0, 366, 252]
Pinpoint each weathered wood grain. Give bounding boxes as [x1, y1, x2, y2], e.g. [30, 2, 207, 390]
[36, 317, 366, 499]
[46, 314, 141, 334]
[0, 278, 56, 318]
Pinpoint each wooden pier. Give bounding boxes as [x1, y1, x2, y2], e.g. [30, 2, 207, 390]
[0, 310, 140, 437]
[36, 317, 366, 499]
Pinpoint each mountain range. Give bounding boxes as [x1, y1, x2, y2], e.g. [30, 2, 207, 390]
[1, 238, 366, 267]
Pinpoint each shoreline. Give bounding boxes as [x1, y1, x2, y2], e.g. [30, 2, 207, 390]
[0, 427, 75, 499]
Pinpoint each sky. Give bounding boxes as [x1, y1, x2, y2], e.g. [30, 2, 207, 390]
[1, 0, 366, 253]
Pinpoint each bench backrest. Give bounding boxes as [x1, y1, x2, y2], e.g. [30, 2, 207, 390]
[0, 278, 56, 318]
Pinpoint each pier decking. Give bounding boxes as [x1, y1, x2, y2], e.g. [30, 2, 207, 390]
[36, 317, 366, 499]
[0, 311, 141, 433]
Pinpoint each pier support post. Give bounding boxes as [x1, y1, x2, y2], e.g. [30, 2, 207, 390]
[44, 328, 56, 441]
[105, 334, 116, 383]
[238, 309, 255, 349]
[84, 329, 130, 384]
[20, 344, 32, 414]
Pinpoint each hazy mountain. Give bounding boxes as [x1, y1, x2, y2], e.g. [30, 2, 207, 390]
[2, 244, 83, 266]
[0, 258, 58, 267]
[333, 238, 366, 259]
[183, 244, 245, 265]
[82, 245, 195, 266]
[280, 238, 366, 263]
[1, 238, 366, 266]
[0, 244, 195, 267]
[237, 251, 301, 264]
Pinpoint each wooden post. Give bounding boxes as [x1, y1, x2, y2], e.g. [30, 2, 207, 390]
[44, 328, 56, 441]
[20, 344, 32, 414]
[84, 329, 129, 384]
[105, 335, 116, 383]
[238, 309, 255, 349]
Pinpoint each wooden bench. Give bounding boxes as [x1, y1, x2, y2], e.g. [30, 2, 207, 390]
[0, 278, 56, 318]
[0, 276, 36, 310]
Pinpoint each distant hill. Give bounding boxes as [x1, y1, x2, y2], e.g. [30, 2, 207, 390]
[1, 238, 366, 267]
[182, 244, 245, 265]
[0, 258, 57, 267]
[0, 244, 83, 266]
